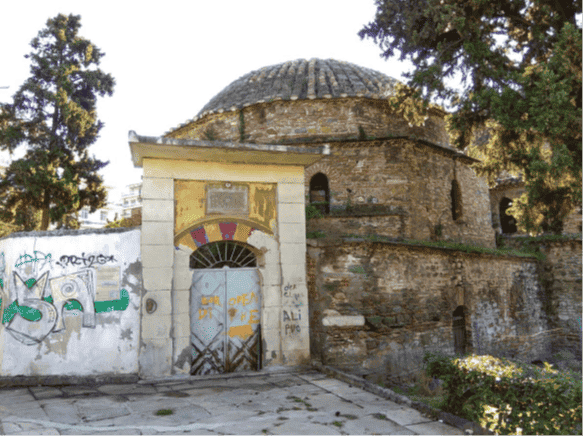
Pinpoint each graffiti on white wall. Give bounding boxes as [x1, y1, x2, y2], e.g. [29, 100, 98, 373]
[0, 250, 129, 345]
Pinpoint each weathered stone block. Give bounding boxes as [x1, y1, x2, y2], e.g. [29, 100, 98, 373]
[141, 313, 172, 340]
[142, 199, 174, 222]
[141, 221, 174, 245]
[278, 183, 305, 204]
[141, 245, 174, 269]
[142, 177, 174, 200]
[142, 266, 173, 290]
[139, 338, 173, 378]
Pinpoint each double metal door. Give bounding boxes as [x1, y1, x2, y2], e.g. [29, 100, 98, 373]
[190, 268, 261, 375]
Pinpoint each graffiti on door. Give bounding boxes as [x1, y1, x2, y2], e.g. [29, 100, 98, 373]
[0, 250, 129, 345]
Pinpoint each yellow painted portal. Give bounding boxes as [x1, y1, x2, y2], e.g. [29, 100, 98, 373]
[174, 179, 277, 250]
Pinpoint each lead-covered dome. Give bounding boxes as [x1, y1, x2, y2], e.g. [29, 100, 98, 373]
[192, 58, 398, 124]
[165, 57, 450, 149]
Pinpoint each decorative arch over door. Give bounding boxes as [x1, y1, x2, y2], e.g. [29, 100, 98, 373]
[174, 218, 274, 253]
[190, 241, 261, 375]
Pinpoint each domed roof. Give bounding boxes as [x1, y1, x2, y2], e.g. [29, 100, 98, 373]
[170, 58, 398, 131]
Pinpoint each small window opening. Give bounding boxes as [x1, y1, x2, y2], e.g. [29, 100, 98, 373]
[451, 179, 463, 221]
[499, 197, 517, 234]
[309, 173, 330, 215]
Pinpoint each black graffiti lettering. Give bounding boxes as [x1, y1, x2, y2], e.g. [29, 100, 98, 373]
[285, 324, 300, 335]
[57, 253, 116, 268]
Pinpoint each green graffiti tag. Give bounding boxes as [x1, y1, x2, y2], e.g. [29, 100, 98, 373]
[1, 301, 19, 323]
[0, 289, 130, 324]
[94, 289, 130, 312]
[14, 251, 52, 268]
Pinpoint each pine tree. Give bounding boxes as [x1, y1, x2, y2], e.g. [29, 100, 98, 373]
[0, 13, 115, 231]
[360, 0, 582, 234]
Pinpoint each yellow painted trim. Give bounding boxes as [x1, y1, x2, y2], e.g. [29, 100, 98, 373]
[144, 158, 304, 184]
[233, 223, 253, 242]
[204, 222, 223, 243]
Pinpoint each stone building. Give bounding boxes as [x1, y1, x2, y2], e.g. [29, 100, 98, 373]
[166, 58, 495, 249]
[0, 58, 579, 380]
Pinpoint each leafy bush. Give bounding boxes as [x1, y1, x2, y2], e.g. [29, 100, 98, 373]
[424, 353, 582, 435]
[305, 204, 324, 220]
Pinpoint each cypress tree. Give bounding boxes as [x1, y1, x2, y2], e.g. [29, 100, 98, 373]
[0, 13, 115, 231]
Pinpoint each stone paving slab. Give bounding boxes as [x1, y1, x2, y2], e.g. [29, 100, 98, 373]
[2, 405, 48, 422]
[40, 401, 81, 425]
[77, 402, 131, 422]
[342, 415, 417, 435]
[1, 419, 60, 435]
[0, 392, 37, 406]
[0, 369, 465, 435]
[28, 387, 63, 400]
[59, 428, 141, 435]
[408, 420, 466, 435]
[60, 386, 100, 396]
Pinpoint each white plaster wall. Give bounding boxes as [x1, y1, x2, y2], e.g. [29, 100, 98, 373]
[0, 228, 141, 376]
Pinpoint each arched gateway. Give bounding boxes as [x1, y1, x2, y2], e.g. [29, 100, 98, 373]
[190, 241, 261, 375]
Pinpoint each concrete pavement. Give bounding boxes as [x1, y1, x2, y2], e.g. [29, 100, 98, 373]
[0, 369, 464, 435]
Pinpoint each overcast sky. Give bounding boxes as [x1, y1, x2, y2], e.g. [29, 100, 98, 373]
[1, 0, 414, 202]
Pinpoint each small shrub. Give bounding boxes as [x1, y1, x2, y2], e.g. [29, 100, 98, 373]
[306, 203, 325, 220]
[155, 409, 173, 416]
[306, 230, 327, 239]
[424, 352, 582, 435]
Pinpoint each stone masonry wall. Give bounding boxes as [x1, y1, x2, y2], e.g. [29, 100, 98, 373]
[307, 240, 551, 380]
[543, 240, 582, 356]
[305, 139, 495, 248]
[498, 236, 582, 357]
[167, 98, 451, 148]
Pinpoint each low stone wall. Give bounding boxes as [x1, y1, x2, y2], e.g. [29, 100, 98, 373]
[307, 239, 553, 380]
[0, 227, 142, 376]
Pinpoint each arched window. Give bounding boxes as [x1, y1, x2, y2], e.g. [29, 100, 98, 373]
[451, 179, 463, 221]
[309, 173, 330, 215]
[190, 241, 257, 269]
[499, 197, 517, 234]
[452, 306, 467, 354]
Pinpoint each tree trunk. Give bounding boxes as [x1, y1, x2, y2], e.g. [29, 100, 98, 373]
[40, 208, 50, 231]
[40, 191, 50, 230]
